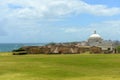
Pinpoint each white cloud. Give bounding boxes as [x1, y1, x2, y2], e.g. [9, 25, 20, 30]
[0, 0, 120, 42]
[62, 28, 79, 33]
[86, 5, 120, 16]
[1, 0, 120, 20]
[89, 20, 120, 34]
[61, 20, 120, 40]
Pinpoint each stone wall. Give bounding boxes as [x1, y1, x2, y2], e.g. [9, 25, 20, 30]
[12, 44, 113, 55]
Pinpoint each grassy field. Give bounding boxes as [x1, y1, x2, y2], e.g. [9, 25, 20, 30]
[1, 53, 120, 80]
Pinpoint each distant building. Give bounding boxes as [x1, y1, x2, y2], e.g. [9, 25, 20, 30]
[87, 31, 114, 53]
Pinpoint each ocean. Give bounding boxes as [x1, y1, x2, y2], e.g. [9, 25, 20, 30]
[0, 43, 46, 52]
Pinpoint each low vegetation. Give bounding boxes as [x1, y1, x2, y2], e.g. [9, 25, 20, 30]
[0, 53, 120, 80]
[116, 46, 120, 53]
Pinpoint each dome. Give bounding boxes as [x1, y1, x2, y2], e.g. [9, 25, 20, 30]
[89, 31, 102, 39]
[88, 31, 103, 46]
[88, 31, 103, 44]
[90, 34, 101, 38]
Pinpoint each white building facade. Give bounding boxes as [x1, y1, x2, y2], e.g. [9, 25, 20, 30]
[88, 31, 114, 52]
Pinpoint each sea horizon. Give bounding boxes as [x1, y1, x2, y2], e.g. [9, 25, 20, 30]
[0, 43, 47, 52]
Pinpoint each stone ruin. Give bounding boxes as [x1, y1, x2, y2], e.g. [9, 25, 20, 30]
[12, 31, 117, 55]
[12, 43, 104, 55]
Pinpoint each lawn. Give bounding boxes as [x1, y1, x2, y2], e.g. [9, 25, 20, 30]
[0, 53, 120, 80]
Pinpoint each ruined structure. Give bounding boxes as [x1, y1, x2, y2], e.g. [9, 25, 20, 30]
[13, 31, 116, 55]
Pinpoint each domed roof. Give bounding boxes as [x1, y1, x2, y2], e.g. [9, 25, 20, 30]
[89, 31, 102, 39]
[90, 34, 101, 38]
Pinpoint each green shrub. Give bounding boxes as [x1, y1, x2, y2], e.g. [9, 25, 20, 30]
[116, 46, 120, 53]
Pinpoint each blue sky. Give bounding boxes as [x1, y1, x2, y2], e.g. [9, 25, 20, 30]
[0, 0, 120, 43]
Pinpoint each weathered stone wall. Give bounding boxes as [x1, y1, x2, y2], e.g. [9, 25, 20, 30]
[90, 46, 102, 53]
[12, 44, 114, 55]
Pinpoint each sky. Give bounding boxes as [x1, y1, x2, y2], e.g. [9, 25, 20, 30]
[0, 0, 120, 43]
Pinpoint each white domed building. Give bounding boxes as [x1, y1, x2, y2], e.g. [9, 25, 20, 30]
[88, 31, 103, 46]
[87, 31, 114, 52]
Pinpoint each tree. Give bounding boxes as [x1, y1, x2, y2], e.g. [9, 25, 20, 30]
[116, 46, 120, 53]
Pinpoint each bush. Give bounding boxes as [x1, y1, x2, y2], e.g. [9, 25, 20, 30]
[116, 46, 120, 53]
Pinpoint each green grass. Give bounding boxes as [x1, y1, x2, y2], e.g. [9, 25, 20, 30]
[1, 53, 120, 80]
